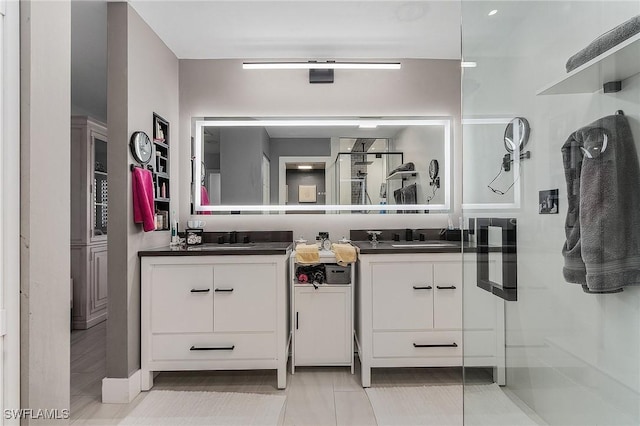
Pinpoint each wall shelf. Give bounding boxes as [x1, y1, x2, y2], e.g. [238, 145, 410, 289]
[537, 33, 640, 95]
[386, 170, 417, 180]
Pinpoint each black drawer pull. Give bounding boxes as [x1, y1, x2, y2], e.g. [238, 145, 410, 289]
[436, 285, 457, 290]
[190, 345, 235, 351]
[215, 288, 234, 292]
[413, 285, 433, 290]
[190, 288, 210, 293]
[413, 343, 458, 348]
[296, 312, 299, 330]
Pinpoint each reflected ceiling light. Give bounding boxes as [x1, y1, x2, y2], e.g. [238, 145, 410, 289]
[359, 123, 378, 129]
[242, 61, 401, 70]
[298, 165, 313, 170]
[461, 61, 477, 68]
[488, 9, 498, 16]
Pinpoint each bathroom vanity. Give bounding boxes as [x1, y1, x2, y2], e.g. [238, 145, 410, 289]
[138, 239, 292, 390]
[352, 238, 463, 387]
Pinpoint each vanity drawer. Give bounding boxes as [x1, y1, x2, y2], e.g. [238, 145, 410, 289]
[151, 333, 276, 361]
[150, 265, 213, 334]
[373, 331, 462, 358]
[433, 262, 462, 329]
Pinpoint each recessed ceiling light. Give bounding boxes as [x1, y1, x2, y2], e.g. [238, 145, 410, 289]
[488, 9, 498, 16]
[298, 165, 312, 170]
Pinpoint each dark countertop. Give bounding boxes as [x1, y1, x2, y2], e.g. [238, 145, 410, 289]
[351, 240, 501, 254]
[352, 240, 463, 254]
[138, 241, 293, 257]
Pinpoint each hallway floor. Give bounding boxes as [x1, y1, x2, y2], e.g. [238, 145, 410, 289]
[70, 322, 541, 425]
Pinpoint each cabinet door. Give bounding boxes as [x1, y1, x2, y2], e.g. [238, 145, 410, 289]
[150, 265, 214, 334]
[90, 245, 108, 315]
[372, 262, 433, 330]
[213, 263, 276, 332]
[433, 262, 462, 329]
[294, 287, 351, 365]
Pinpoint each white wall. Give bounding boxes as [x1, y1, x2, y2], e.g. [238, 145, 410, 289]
[107, 3, 179, 380]
[20, 0, 71, 418]
[462, 2, 640, 424]
[179, 59, 462, 237]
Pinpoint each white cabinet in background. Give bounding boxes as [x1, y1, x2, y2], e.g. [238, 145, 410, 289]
[70, 116, 109, 329]
[141, 255, 289, 390]
[357, 252, 462, 387]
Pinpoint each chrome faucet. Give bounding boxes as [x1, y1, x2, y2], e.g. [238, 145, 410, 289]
[366, 230, 382, 247]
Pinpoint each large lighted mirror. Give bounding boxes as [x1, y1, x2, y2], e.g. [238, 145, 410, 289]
[192, 117, 451, 214]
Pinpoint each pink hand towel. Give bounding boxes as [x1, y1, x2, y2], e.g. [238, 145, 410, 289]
[132, 167, 156, 232]
[199, 185, 212, 215]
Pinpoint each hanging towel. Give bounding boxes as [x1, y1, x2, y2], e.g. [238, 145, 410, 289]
[332, 243, 357, 266]
[295, 244, 320, 264]
[132, 167, 155, 232]
[199, 185, 212, 215]
[561, 114, 640, 293]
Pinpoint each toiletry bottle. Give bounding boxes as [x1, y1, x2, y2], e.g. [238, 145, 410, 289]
[170, 211, 178, 246]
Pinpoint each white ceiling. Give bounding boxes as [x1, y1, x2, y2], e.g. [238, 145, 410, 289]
[71, 1, 462, 121]
[128, 1, 462, 60]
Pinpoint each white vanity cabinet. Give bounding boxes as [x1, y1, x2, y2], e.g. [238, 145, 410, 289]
[357, 252, 462, 387]
[140, 255, 289, 390]
[290, 251, 355, 371]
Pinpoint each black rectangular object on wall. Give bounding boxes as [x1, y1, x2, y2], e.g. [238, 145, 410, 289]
[477, 218, 517, 301]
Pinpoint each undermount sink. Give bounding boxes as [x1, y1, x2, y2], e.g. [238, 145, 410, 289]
[390, 241, 458, 248]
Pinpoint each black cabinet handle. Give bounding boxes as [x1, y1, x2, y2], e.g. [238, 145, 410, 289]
[413, 285, 433, 290]
[215, 288, 234, 292]
[190, 288, 210, 293]
[436, 285, 457, 290]
[413, 343, 458, 348]
[296, 312, 299, 330]
[190, 345, 235, 351]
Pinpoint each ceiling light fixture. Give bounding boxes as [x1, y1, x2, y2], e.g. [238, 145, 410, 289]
[243, 61, 401, 84]
[488, 9, 498, 16]
[242, 61, 401, 70]
[461, 61, 477, 68]
[297, 165, 313, 170]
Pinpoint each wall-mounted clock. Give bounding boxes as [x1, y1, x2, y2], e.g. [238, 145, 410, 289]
[129, 131, 153, 165]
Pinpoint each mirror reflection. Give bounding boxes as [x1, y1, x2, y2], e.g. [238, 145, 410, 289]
[193, 117, 451, 213]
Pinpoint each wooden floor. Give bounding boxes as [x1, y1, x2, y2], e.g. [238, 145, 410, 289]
[70, 321, 496, 425]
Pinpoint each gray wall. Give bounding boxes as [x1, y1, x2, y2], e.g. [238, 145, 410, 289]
[107, 2, 179, 379]
[219, 127, 269, 205]
[20, 0, 71, 417]
[269, 137, 330, 203]
[178, 59, 461, 237]
[286, 169, 326, 205]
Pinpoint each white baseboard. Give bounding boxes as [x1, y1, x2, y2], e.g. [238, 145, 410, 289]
[102, 370, 141, 403]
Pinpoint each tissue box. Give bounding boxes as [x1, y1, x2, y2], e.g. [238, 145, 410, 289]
[185, 228, 203, 245]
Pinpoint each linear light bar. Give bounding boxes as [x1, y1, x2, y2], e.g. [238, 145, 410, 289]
[195, 119, 447, 128]
[461, 61, 477, 68]
[242, 62, 401, 70]
[297, 165, 313, 170]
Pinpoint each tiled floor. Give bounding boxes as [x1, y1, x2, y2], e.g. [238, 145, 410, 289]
[70, 322, 525, 425]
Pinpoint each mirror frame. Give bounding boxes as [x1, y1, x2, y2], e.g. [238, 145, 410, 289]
[193, 116, 452, 213]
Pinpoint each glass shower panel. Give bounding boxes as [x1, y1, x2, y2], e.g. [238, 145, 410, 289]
[462, 1, 640, 425]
